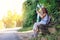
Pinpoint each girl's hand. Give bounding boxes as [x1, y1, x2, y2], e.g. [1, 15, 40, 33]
[36, 11, 40, 14]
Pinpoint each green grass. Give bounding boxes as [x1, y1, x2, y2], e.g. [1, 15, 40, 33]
[18, 26, 33, 32]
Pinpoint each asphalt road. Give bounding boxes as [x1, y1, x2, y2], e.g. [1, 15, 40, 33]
[0, 30, 33, 40]
[0, 33, 21, 40]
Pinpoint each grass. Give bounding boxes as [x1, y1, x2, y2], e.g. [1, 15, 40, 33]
[18, 26, 33, 32]
[31, 25, 60, 40]
[31, 32, 59, 40]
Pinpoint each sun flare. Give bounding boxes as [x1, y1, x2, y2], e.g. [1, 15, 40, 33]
[0, 0, 26, 29]
[0, 0, 25, 20]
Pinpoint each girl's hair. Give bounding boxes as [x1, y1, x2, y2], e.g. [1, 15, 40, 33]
[41, 7, 48, 14]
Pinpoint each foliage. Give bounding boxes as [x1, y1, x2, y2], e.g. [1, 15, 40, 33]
[0, 20, 5, 29]
[18, 25, 33, 32]
[22, 0, 60, 28]
[39, 0, 60, 28]
[2, 10, 23, 28]
[22, 0, 37, 27]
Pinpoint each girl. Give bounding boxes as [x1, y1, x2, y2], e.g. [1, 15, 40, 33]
[33, 7, 50, 37]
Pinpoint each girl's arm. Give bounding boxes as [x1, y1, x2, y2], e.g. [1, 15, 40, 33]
[36, 11, 46, 18]
[40, 13, 46, 18]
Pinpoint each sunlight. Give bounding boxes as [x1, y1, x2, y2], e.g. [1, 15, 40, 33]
[0, 0, 25, 20]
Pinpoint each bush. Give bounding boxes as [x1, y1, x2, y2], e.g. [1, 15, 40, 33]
[22, 0, 37, 27]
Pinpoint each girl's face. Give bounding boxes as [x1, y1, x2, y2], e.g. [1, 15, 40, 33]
[42, 8, 47, 13]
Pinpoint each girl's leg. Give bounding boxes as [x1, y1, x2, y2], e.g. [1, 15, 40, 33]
[33, 22, 40, 38]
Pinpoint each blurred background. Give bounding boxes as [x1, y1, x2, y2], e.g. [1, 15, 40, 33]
[0, 0, 25, 29]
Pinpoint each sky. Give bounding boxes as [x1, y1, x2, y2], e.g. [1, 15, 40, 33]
[0, 0, 26, 20]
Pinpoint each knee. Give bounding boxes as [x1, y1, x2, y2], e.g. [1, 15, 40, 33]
[34, 23, 38, 26]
